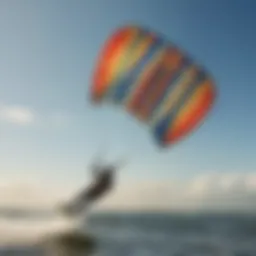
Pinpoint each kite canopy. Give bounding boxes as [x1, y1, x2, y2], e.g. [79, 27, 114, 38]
[90, 25, 216, 147]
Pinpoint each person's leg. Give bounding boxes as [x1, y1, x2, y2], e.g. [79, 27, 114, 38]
[59, 196, 91, 217]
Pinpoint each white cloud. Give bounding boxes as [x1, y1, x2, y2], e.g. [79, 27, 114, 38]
[0, 104, 35, 125]
[96, 173, 256, 212]
[0, 182, 57, 209]
[0, 103, 71, 128]
[1, 173, 256, 213]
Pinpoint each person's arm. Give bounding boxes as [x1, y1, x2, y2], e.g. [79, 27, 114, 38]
[91, 166, 101, 178]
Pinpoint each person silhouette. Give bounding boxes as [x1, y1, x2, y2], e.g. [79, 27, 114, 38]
[60, 162, 118, 217]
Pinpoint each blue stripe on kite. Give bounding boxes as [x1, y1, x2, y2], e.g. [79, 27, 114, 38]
[104, 31, 145, 101]
[152, 70, 206, 144]
[111, 38, 165, 103]
[148, 58, 192, 120]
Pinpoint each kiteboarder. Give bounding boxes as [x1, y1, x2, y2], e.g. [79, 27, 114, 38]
[60, 162, 118, 217]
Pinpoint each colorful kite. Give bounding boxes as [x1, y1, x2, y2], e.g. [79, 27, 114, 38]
[90, 25, 216, 147]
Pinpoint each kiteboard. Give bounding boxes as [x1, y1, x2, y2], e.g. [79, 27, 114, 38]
[40, 213, 96, 255]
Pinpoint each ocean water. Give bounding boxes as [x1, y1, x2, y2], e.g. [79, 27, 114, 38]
[1, 211, 256, 256]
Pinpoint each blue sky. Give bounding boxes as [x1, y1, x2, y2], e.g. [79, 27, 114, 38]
[0, 0, 255, 186]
